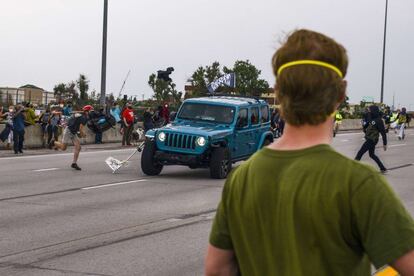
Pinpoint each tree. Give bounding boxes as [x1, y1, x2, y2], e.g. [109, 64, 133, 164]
[148, 73, 183, 104]
[190, 61, 222, 97]
[339, 96, 350, 111]
[53, 82, 79, 104]
[223, 60, 269, 97]
[76, 74, 89, 101]
[53, 83, 66, 102]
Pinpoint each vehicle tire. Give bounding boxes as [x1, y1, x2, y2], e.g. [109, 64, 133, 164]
[210, 147, 232, 179]
[262, 137, 272, 147]
[141, 140, 163, 176]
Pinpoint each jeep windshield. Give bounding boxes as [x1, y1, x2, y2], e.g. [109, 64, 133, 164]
[177, 103, 235, 124]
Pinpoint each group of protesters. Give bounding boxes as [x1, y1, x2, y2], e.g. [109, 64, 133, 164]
[0, 100, 174, 158]
[0, 102, 51, 154]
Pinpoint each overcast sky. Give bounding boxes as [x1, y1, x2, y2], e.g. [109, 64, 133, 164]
[1, 0, 413, 109]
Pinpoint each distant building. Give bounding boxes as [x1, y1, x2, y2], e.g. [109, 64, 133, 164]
[0, 87, 25, 105]
[19, 84, 44, 104]
[0, 84, 56, 106]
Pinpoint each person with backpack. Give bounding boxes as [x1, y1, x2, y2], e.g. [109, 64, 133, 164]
[355, 105, 387, 173]
[47, 108, 62, 146]
[395, 107, 408, 140]
[39, 107, 51, 147]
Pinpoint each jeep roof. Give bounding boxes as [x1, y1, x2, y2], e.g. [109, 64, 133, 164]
[184, 96, 267, 107]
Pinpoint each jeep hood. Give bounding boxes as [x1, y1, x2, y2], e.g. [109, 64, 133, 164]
[159, 122, 232, 137]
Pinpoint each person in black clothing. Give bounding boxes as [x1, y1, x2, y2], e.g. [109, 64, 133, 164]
[51, 105, 92, 170]
[12, 104, 26, 154]
[355, 105, 387, 173]
[143, 107, 154, 133]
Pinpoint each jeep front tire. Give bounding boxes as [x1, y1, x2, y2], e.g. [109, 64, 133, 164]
[210, 147, 231, 179]
[141, 140, 163, 176]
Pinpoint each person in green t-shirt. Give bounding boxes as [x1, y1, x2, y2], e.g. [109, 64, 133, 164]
[205, 29, 414, 276]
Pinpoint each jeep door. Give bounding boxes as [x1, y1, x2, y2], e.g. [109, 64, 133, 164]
[245, 106, 260, 155]
[233, 108, 250, 158]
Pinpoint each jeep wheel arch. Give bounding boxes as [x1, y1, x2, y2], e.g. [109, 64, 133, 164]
[141, 140, 163, 176]
[210, 147, 232, 179]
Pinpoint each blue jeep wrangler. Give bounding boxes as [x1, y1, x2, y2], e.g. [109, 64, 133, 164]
[141, 95, 273, 179]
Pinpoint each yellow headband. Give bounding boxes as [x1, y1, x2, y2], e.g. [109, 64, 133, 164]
[277, 60, 343, 78]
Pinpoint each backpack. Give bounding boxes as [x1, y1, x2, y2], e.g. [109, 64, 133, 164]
[41, 113, 50, 124]
[398, 114, 407, 124]
[365, 120, 379, 142]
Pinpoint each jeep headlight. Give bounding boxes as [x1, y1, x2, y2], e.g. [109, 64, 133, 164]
[158, 132, 166, 142]
[196, 136, 206, 147]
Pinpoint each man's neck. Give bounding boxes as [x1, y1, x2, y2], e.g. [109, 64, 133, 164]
[269, 119, 333, 151]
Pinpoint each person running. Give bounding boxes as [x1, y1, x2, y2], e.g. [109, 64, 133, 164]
[396, 107, 408, 140]
[205, 29, 414, 276]
[333, 111, 342, 137]
[50, 105, 92, 170]
[355, 105, 388, 173]
[390, 109, 400, 134]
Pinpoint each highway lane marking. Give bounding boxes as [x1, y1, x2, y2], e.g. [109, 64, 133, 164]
[0, 148, 136, 161]
[341, 139, 350, 142]
[388, 144, 406, 148]
[388, 163, 413, 171]
[0, 179, 148, 201]
[32, 168, 60, 172]
[81, 179, 147, 190]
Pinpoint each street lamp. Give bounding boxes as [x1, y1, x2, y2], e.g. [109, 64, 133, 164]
[380, 0, 388, 103]
[100, 0, 108, 107]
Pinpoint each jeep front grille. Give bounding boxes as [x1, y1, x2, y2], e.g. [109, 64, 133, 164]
[165, 133, 197, 149]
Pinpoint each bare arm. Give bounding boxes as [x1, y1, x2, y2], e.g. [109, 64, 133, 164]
[123, 117, 129, 127]
[79, 124, 86, 138]
[391, 250, 414, 275]
[205, 244, 238, 276]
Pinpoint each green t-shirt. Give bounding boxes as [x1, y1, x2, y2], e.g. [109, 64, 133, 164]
[210, 144, 414, 276]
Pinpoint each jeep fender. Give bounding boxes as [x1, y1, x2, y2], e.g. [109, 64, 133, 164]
[211, 139, 228, 148]
[257, 131, 274, 150]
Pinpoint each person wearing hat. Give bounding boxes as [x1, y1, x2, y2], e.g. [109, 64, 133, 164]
[50, 105, 92, 170]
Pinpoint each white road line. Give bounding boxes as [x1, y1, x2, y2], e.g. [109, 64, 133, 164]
[388, 144, 407, 148]
[81, 179, 147, 190]
[0, 148, 136, 161]
[32, 168, 60, 172]
[336, 132, 363, 136]
[341, 139, 350, 142]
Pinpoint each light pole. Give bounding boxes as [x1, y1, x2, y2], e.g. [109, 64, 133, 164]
[380, 0, 388, 103]
[100, 0, 108, 107]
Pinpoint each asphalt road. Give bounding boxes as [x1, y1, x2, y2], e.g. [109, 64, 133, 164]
[0, 129, 413, 276]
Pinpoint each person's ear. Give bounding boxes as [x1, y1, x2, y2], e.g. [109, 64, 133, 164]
[338, 80, 347, 103]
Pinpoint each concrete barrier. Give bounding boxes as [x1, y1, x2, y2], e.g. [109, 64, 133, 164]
[0, 123, 143, 149]
[338, 119, 363, 131]
[0, 119, 409, 149]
